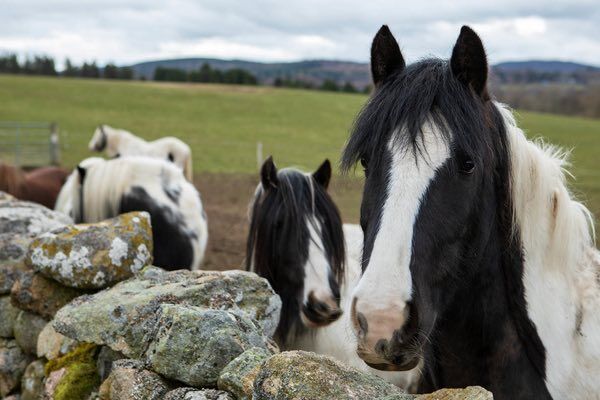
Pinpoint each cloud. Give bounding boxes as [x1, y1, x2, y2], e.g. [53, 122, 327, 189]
[0, 0, 598, 66]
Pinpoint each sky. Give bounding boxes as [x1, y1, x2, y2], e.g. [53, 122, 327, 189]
[1, 0, 599, 68]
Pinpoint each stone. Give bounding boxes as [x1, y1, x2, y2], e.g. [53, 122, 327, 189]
[164, 388, 234, 400]
[415, 386, 493, 400]
[43, 343, 100, 400]
[0, 338, 34, 397]
[11, 271, 87, 319]
[13, 311, 48, 355]
[27, 212, 153, 289]
[218, 347, 272, 400]
[21, 359, 45, 400]
[98, 359, 169, 400]
[0, 200, 71, 295]
[52, 268, 280, 387]
[0, 295, 20, 337]
[53, 267, 280, 345]
[36, 322, 79, 360]
[148, 305, 273, 387]
[252, 351, 411, 400]
[96, 346, 126, 382]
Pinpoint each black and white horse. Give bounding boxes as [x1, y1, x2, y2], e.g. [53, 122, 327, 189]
[56, 156, 207, 270]
[342, 25, 599, 399]
[89, 125, 194, 181]
[246, 157, 419, 389]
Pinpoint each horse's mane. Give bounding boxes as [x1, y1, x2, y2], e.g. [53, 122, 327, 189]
[500, 104, 596, 275]
[246, 168, 345, 343]
[342, 58, 494, 173]
[0, 163, 25, 195]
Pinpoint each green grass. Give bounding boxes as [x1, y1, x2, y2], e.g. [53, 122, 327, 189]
[0, 74, 599, 218]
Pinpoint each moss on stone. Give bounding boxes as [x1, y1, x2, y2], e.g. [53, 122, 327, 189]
[44, 342, 100, 400]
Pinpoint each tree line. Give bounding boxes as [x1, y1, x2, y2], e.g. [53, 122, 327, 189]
[153, 63, 257, 85]
[0, 54, 134, 79]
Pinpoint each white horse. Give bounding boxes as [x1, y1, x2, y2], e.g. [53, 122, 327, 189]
[89, 125, 194, 181]
[56, 156, 207, 270]
[246, 157, 420, 391]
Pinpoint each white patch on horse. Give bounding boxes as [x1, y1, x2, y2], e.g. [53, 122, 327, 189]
[353, 121, 451, 319]
[302, 219, 334, 306]
[500, 104, 600, 399]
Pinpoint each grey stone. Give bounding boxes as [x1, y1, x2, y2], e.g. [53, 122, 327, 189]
[13, 311, 48, 355]
[0, 338, 34, 397]
[164, 388, 234, 400]
[11, 271, 87, 319]
[21, 359, 45, 400]
[0, 199, 71, 295]
[36, 322, 79, 360]
[27, 212, 153, 289]
[253, 351, 411, 400]
[98, 359, 170, 400]
[96, 346, 126, 381]
[0, 296, 19, 337]
[218, 347, 272, 400]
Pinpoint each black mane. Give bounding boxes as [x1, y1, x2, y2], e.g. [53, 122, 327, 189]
[246, 168, 345, 345]
[342, 58, 496, 173]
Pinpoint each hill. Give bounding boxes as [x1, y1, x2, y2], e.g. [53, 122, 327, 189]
[494, 61, 599, 73]
[132, 58, 600, 88]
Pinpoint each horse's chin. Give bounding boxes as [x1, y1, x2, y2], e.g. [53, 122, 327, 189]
[357, 341, 423, 371]
[364, 356, 420, 371]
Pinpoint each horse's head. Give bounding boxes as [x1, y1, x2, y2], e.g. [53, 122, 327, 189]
[342, 26, 507, 370]
[247, 157, 345, 343]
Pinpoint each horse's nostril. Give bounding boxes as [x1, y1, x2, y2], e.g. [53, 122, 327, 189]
[356, 311, 368, 335]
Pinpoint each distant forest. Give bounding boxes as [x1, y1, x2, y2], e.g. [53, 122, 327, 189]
[1, 54, 598, 117]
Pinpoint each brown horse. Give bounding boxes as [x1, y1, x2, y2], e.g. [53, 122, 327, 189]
[0, 163, 70, 209]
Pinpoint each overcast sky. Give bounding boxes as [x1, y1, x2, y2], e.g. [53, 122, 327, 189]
[2, 0, 599, 68]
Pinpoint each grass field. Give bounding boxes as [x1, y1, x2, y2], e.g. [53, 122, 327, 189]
[1, 74, 599, 222]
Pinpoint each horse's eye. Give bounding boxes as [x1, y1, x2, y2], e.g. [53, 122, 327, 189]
[360, 157, 368, 170]
[459, 158, 475, 175]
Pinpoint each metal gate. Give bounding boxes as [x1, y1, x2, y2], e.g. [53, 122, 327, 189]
[0, 122, 60, 167]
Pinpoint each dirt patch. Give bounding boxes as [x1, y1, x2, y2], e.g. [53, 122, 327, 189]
[194, 172, 363, 271]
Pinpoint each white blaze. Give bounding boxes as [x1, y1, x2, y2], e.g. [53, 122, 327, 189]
[353, 123, 451, 320]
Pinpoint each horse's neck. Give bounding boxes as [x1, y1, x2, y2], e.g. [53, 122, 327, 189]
[422, 225, 552, 399]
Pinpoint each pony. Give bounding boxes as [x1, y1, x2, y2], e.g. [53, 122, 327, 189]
[246, 156, 420, 390]
[341, 25, 600, 399]
[56, 156, 207, 270]
[88, 125, 194, 181]
[0, 163, 70, 209]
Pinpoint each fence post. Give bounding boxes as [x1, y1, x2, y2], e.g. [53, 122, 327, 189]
[15, 122, 21, 166]
[49, 122, 60, 165]
[256, 141, 263, 170]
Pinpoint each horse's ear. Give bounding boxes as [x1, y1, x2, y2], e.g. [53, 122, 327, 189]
[76, 165, 87, 184]
[313, 159, 331, 190]
[371, 25, 405, 87]
[260, 156, 278, 190]
[450, 26, 489, 99]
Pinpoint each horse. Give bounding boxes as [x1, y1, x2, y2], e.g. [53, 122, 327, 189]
[341, 25, 599, 399]
[0, 163, 70, 209]
[88, 125, 194, 181]
[246, 156, 420, 390]
[55, 156, 208, 270]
